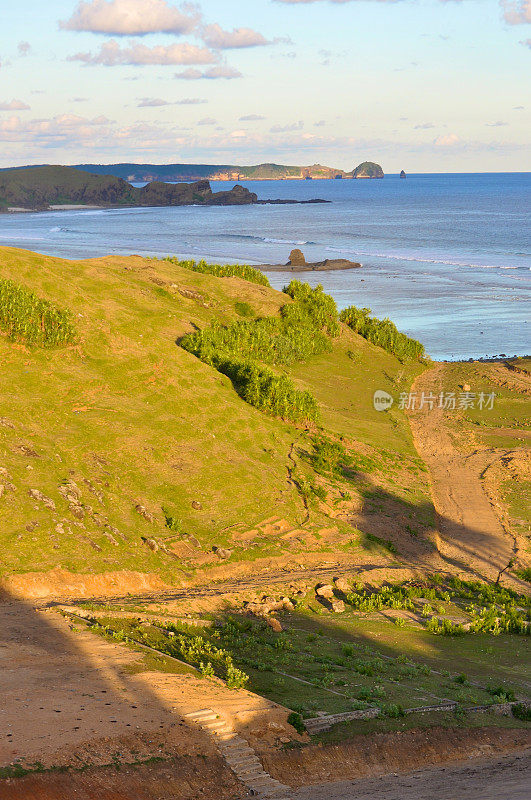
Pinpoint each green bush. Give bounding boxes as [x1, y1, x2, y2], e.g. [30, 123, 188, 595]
[0, 278, 77, 347]
[234, 301, 254, 317]
[217, 359, 318, 423]
[340, 305, 424, 362]
[310, 436, 351, 476]
[512, 703, 531, 721]
[164, 257, 270, 287]
[179, 280, 344, 424]
[287, 711, 306, 734]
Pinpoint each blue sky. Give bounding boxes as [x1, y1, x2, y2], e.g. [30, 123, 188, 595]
[1, 0, 529, 171]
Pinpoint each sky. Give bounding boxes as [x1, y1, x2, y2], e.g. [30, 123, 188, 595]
[1, 0, 530, 172]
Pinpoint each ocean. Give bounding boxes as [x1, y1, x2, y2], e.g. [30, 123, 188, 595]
[0, 172, 529, 361]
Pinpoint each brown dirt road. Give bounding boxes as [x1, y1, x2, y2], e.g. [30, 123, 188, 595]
[407, 365, 521, 583]
[291, 751, 531, 800]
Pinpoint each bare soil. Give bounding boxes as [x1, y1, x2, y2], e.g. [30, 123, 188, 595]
[291, 751, 531, 800]
[407, 365, 524, 584]
[263, 727, 531, 790]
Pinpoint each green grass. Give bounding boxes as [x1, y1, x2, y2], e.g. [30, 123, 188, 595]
[81, 578, 530, 722]
[0, 277, 77, 347]
[0, 246, 431, 579]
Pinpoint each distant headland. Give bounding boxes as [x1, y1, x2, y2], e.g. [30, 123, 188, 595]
[3, 160, 384, 184]
[0, 166, 331, 212]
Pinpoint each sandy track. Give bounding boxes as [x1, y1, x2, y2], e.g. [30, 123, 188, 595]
[407, 365, 517, 581]
[292, 751, 531, 800]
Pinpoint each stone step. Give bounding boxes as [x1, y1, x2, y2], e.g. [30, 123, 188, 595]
[184, 709, 217, 721]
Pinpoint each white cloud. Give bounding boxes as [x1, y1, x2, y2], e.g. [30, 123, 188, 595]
[501, 1, 531, 24]
[485, 120, 508, 126]
[239, 113, 265, 121]
[433, 133, 460, 147]
[270, 120, 304, 132]
[197, 116, 216, 125]
[176, 97, 207, 104]
[414, 122, 436, 129]
[0, 113, 111, 145]
[138, 97, 170, 106]
[174, 65, 242, 79]
[68, 40, 216, 66]
[60, 0, 200, 36]
[201, 23, 271, 49]
[0, 99, 31, 111]
[17, 41, 31, 56]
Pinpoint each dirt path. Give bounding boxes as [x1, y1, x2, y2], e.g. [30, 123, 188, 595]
[0, 595, 296, 775]
[407, 365, 517, 582]
[292, 751, 531, 800]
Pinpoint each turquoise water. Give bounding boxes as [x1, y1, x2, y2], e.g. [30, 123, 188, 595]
[0, 172, 528, 360]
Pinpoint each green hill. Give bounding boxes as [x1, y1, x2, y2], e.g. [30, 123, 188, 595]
[0, 166, 257, 211]
[4, 161, 385, 183]
[0, 246, 431, 595]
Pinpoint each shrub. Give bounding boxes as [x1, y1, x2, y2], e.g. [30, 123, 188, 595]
[179, 280, 344, 424]
[0, 278, 77, 347]
[217, 359, 318, 423]
[287, 712, 306, 734]
[164, 257, 270, 287]
[512, 703, 531, 721]
[381, 703, 405, 718]
[234, 301, 254, 317]
[283, 280, 340, 337]
[310, 436, 351, 476]
[340, 305, 424, 362]
[486, 684, 516, 703]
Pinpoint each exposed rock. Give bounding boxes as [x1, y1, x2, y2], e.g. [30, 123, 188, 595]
[315, 583, 335, 600]
[267, 617, 283, 633]
[400, 170, 407, 179]
[135, 503, 155, 524]
[263, 254, 361, 272]
[0, 418, 15, 429]
[331, 600, 346, 613]
[28, 489, 56, 510]
[18, 445, 39, 458]
[83, 478, 104, 503]
[142, 537, 159, 552]
[212, 546, 232, 559]
[288, 248, 307, 267]
[191, 500, 203, 510]
[0, 467, 8, 476]
[102, 531, 120, 546]
[0, 485, 4, 499]
[334, 577, 350, 593]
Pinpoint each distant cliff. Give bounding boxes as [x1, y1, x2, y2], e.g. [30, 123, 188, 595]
[40, 160, 385, 183]
[0, 166, 258, 211]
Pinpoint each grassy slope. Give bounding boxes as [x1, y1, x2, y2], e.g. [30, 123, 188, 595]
[0, 246, 431, 580]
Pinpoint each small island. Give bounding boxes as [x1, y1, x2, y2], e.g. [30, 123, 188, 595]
[261, 248, 362, 272]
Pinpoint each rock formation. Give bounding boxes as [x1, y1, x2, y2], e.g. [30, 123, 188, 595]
[288, 249, 307, 266]
[400, 170, 407, 179]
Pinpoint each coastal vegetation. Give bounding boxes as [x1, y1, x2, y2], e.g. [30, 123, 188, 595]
[0, 277, 76, 347]
[164, 256, 270, 287]
[179, 279, 343, 423]
[340, 305, 425, 362]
